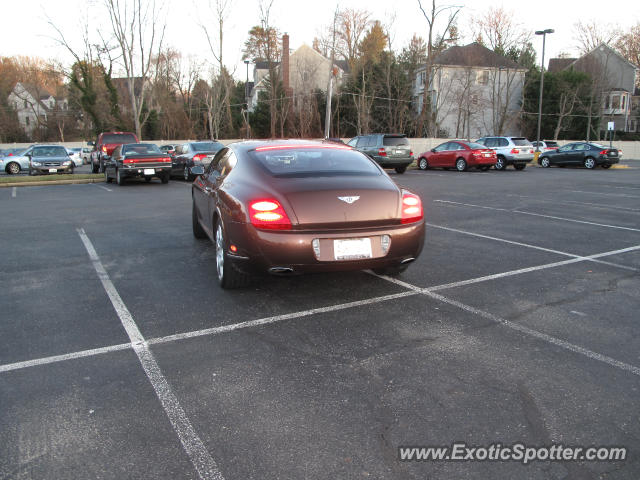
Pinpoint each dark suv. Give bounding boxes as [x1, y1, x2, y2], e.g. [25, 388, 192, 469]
[347, 134, 414, 174]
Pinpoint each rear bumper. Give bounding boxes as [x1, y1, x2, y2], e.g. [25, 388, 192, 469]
[224, 220, 425, 274]
[121, 165, 171, 177]
[467, 157, 496, 166]
[374, 156, 414, 168]
[598, 156, 620, 164]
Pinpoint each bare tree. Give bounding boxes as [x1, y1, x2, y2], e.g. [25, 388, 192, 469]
[616, 23, 640, 88]
[574, 19, 619, 55]
[416, 0, 462, 137]
[104, 0, 167, 139]
[469, 7, 531, 56]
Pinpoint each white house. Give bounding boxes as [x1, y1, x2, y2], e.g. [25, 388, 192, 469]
[8, 82, 68, 137]
[413, 43, 527, 138]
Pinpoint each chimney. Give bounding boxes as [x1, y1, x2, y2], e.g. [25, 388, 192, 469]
[282, 33, 290, 91]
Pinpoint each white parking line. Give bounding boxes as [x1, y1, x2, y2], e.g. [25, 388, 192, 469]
[11, 187, 17, 198]
[369, 273, 640, 377]
[569, 190, 640, 199]
[0, 343, 132, 373]
[148, 291, 418, 346]
[427, 223, 638, 272]
[77, 228, 223, 480]
[96, 184, 112, 192]
[435, 199, 640, 233]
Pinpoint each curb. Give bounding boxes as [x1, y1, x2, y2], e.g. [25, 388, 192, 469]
[0, 178, 105, 188]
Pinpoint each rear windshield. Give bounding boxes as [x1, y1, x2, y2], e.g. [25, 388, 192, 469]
[32, 146, 68, 157]
[460, 142, 487, 150]
[383, 136, 409, 146]
[249, 147, 381, 177]
[122, 144, 162, 155]
[102, 133, 137, 144]
[192, 142, 223, 152]
[545, 141, 559, 147]
[511, 138, 532, 146]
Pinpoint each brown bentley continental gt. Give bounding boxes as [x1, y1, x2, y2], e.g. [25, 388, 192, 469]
[191, 140, 425, 288]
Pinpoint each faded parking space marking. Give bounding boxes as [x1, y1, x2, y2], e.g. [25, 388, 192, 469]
[11, 187, 16, 198]
[77, 228, 224, 480]
[369, 272, 640, 377]
[435, 199, 640, 232]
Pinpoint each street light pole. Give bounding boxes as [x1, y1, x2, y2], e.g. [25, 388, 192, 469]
[244, 60, 251, 139]
[535, 29, 554, 153]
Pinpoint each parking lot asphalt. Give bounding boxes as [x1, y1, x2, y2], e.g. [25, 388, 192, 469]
[1, 165, 639, 479]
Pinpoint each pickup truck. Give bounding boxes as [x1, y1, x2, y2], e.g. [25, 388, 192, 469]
[104, 143, 172, 185]
[89, 131, 139, 173]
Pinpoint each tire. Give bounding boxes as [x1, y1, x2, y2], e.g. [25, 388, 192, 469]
[372, 264, 409, 276]
[395, 165, 407, 174]
[418, 157, 429, 170]
[601, 163, 612, 169]
[584, 157, 596, 169]
[455, 157, 467, 172]
[6, 162, 20, 174]
[116, 168, 126, 186]
[192, 202, 207, 239]
[540, 157, 550, 168]
[183, 166, 192, 182]
[514, 164, 526, 171]
[105, 170, 112, 183]
[494, 156, 506, 170]
[161, 172, 170, 184]
[214, 218, 250, 289]
[68, 164, 74, 174]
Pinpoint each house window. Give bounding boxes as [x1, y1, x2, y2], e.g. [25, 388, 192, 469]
[621, 95, 626, 110]
[471, 94, 479, 105]
[611, 95, 620, 109]
[420, 71, 426, 86]
[476, 70, 488, 85]
[25, 117, 30, 126]
[24, 99, 28, 108]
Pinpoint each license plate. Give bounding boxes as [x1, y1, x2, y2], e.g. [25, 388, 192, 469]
[334, 238, 372, 260]
[610, 152, 617, 156]
[143, 168, 155, 175]
[49, 168, 57, 173]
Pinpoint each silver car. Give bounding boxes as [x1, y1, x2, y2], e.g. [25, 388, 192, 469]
[475, 136, 534, 171]
[25, 145, 75, 175]
[66, 147, 84, 167]
[0, 148, 30, 174]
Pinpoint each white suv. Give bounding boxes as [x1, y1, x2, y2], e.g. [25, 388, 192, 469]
[476, 136, 534, 171]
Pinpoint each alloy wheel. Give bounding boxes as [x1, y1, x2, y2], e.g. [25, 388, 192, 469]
[215, 223, 225, 281]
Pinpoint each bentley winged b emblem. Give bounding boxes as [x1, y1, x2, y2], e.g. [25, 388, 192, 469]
[338, 196, 360, 204]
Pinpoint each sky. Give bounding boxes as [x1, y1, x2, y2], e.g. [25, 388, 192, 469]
[2, 0, 638, 81]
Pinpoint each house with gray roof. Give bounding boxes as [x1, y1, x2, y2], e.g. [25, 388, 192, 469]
[8, 82, 68, 138]
[412, 42, 527, 138]
[549, 44, 639, 133]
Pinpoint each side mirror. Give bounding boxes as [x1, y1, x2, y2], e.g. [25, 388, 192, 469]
[430, 148, 436, 153]
[190, 165, 205, 176]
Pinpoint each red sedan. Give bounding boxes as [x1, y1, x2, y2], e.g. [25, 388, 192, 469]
[417, 141, 497, 171]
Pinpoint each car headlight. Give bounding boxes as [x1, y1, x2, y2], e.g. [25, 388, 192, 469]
[32, 161, 42, 166]
[63, 161, 72, 166]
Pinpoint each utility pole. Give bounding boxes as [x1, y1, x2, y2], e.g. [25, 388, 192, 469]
[324, 7, 338, 139]
[535, 29, 554, 153]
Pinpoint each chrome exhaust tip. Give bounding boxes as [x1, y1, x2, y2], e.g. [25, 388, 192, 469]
[268, 266, 294, 275]
[400, 257, 416, 264]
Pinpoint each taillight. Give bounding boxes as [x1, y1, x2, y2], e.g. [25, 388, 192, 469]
[410, 150, 414, 157]
[102, 145, 107, 153]
[249, 199, 292, 230]
[401, 191, 423, 224]
[378, 148, 387, 157]
[510, 148, 519, 154]
[599, 150, 608, 155]
[193, 153, 207, 161]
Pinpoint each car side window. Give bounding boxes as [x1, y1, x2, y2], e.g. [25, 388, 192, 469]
[434, 143, 449, 152]
[483, 138, 495, 148]
[499, 138, 509, 147]
[347, 138, 358, 147]
[574, 144, 588, 151]
[356, 136, 369, 148]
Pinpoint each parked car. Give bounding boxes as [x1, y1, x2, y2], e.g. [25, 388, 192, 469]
[66, 147, 83, 167]
[82, 147, 93, 164]
[347, 134, 414, 174]
[89, 131, 139, 173]
[537, 142, 620, 169]
[24, 145, 75, 175]
[191, 140, 425, 288]
[0, 148, 29, 174]
[475, 136, 534, 170]
[105, 143, 172, 185]
[531, 140, 559, 152]
[417, 141, 497, 171]
[172, 141, 225, 181]
[160, 144, 179, 157]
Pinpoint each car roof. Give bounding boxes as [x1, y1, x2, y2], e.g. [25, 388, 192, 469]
[230, 139, 354, 155]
